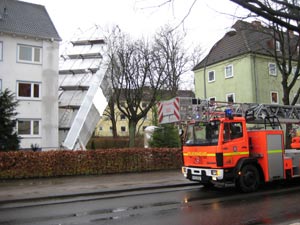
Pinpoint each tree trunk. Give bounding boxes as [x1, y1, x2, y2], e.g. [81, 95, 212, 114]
[108, 98, 118, 138]
[281, 78, 292, 148]
[111, 119, 118, 138]
[128, 120, 137, 147]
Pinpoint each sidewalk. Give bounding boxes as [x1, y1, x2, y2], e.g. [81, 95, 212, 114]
[0, 170, 196, 203]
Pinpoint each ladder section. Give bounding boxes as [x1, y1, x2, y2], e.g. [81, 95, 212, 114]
[158, 97, 300, 125]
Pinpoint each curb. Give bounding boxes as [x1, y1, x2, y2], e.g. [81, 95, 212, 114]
[0, 182, 199, 205]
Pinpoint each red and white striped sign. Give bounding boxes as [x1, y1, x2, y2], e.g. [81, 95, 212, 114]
[158, 97, 180, 124]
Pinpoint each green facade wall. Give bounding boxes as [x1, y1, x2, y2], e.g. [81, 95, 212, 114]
[194, 54, 255, 102]
[194, 53, 300, 104]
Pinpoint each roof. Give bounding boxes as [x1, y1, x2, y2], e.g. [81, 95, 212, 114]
[0, 0, 61, 41]
[193, 20, 298, 71]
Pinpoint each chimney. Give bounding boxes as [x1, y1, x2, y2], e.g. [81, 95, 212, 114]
[251, 21, 262, 29]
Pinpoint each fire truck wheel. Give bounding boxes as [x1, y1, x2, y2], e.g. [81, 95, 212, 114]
[237, 164, 260, 193]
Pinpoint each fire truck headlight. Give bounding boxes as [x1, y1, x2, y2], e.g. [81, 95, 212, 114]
[211, 170, 218, 175]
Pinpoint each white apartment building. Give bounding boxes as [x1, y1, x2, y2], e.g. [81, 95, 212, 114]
[0, 0, 61, 150]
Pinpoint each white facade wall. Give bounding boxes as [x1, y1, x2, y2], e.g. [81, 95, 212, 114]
[0, 34, 59, 150]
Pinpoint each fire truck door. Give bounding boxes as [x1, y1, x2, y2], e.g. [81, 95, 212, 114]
[222, 122, 248, 166]
[267, 134, 284, 181]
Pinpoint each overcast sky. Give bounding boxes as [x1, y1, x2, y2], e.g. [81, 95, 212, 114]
[23, 0, 249, 51]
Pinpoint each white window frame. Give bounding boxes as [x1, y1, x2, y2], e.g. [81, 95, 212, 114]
[269, 63, 277, 76]
[209, 97, 216, 102]
[226, 93, 235, 103]
[17, 119, 41, 137]
[271, 91, 279, 104]
[225, 65, 233, 79]
[17, 44, 42, 64]
[0, 41, 3, 61]
[208, 70, 215, 82]
[275, 40, 281, 52]
[17, 81, 41, 100]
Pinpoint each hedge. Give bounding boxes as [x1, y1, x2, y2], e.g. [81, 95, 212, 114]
[0, 148, 183, 179]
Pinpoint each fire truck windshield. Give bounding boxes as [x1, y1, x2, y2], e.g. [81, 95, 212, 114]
[185, 121, 220, 146]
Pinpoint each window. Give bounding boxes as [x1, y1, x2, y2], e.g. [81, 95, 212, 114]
[271, 91, 279, 104]
[226, 93, 235, 103]
[208, 70, 215, 82]
[269, 63, 277, 76]
[17, 44, 42, 64]
[17, 119, 40, 136]
[0, 41, 3, 61]
[275, 40, 281, 52]
[121, 126, 126, 132]
[223, 122, 243, 141]
[209, 97, 216, 105]
[17, 81, 41, 99]
[225, 65, 233, 78]
[142, 102, 147, 108]
[120, 114, 126, 120]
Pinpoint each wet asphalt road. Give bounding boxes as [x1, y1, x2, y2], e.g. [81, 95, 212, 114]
[1, 182, 300, 225]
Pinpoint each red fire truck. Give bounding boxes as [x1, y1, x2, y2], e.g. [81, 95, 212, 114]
[159, 98, 300, 192]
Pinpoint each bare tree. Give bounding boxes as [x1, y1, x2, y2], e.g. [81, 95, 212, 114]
[229, 0, 300, 34]
[107, 31, 167, 147]
[149, 0, 300, 33]
[228, 1, 300, 104]
[153, 25, 202, 97]
[102, 94, 118, 138]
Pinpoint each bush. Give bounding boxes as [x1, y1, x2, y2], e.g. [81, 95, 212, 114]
[87, 136, 144, 149]
[0, 148, 182, 179]
[149, 124, 181, 148]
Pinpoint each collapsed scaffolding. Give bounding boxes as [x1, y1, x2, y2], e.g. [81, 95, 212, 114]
[58, 26, 112, 150]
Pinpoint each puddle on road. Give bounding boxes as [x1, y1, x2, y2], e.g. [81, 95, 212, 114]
[90, 212, 140, 223]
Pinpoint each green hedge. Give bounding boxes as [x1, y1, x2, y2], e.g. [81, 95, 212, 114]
[87, 137, 144, 149]
[0, 148, 183, 179]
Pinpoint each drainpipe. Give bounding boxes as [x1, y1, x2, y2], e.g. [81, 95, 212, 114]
[203, 61, 207, 99]
[252, 54, 259, 103]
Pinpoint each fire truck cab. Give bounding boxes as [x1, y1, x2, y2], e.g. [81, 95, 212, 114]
[182, 108, 300, 193]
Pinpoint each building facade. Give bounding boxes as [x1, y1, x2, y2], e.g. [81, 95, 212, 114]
[94, 90, 195, 137]
[194, 20, 300, 105]
[0, 0, 61, 149]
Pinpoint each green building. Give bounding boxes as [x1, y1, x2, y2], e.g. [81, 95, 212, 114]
[193, 20, 300, 105]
